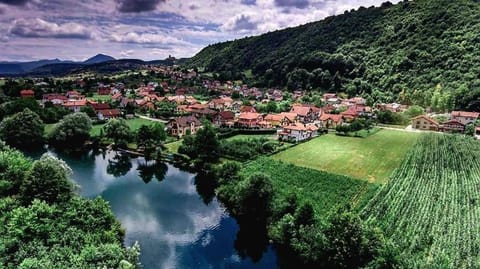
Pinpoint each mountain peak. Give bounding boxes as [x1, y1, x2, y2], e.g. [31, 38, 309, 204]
[83, 54, 115, 65]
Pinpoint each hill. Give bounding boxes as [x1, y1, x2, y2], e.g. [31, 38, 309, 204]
[188, 0, 480, 111]
[83, 54, 116, 65]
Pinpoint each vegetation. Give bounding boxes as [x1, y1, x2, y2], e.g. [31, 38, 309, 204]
[48, 112, 92, 149]
[0, 143, 139, 268]
[362, 134, 480, 267]
[136, 123, 167, 159]
[220, 137, 281, 161]
[178, 121, 221, 165]
[273, 130, 419, 183]
[0, 109, 45, 150]
[189, 0, 480, 111]
[103, 118, 132, 148]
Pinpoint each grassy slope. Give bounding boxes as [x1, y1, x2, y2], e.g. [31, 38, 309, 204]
[241, 157, 378, 216]
[272, 129, 419, 183]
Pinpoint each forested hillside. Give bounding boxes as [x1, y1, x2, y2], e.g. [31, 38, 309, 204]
[189, 0, 480, 111]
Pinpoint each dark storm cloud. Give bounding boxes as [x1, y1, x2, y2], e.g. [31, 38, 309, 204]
[115, 0, 165, 13]
[0, 0, 30, 6]
[274, 0, 309, 9]
[231, 14, 257, 31]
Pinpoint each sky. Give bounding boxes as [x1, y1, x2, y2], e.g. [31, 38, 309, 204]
[0, 0, 400, 62]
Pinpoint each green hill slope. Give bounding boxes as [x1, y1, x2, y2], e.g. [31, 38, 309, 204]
[189, 0, 480, 111]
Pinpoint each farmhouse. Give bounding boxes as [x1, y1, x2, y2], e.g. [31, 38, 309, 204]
[167, 116, 202, 138]
[451, 111, 480, 125]
[412, 115, 439, 131]
[279, 123, 319, 142]
[97, 109, 121, 120]
[442, 120, 465, 133]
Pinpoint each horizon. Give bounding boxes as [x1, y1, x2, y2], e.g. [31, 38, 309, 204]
[0, 0, 400, 62]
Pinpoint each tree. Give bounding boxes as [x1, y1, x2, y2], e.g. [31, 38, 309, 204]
[103, 118, 132, 148]
[19, 154, 74, 205]
[465, 124, 475, 136]
[193, 120, 221, 163]
[136, 123, 167, 158]
[0, 109, 44, 150]
[80, 106, 97, 118]
[48, 112, 92, 149]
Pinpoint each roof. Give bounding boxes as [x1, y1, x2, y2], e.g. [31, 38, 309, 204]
[238, 112, 261, 120]
[170, 116, 201, 128]
[412, 115, 439, 126]
[320, 113, 342, 123]
[97, 109, 121, 117]
[240, 106, 257, 113]
[63, 100, 86, 107]
[451, 111, 480, 118]
[283, 123, 318, 132]
[89, 103, 110, 111]
[20, 89, 34, 95]
[443, 120, 465, 126]
[43, 94, 68, 100]
[290, 106, 312, 117]
[279, 112, 298, 122]
[112, 93, 122, 99]
[264, 114, 283, 121]
[216, 110, 235, 120]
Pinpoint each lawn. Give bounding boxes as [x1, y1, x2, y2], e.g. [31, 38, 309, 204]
[45, 117, 156, 137]
[164, 140, 183, 154]
[272, 129, 419, 183]
[225, 133, 276, 141]
[90, 94, 112, 102]
[241, 158, 378, 216]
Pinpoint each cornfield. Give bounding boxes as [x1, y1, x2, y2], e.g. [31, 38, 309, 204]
[363, 134, 480, 268]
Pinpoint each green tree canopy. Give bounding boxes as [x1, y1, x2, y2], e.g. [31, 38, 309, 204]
[48, 112, 92, 149]
[0, 109, 44, 150]
[103, 118, 132, 148]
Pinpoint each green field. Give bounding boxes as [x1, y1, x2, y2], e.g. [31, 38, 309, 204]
[241, 158, 378, 216]
[90, 94, 112, 102]
[363, 134, 480, 267]
[272, 129, 419, 183]
[164, 140, 182, 153]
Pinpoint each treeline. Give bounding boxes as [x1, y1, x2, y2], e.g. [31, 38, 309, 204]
[214, 161, 399, 268]
[189, 0, 480, 111]
[0, 143, 140, 268]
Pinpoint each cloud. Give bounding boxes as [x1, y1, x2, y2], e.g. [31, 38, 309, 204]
[274, 0, 309, 9]
[9, 18, 93, 39]
[120, 49, 134, 57]
[222, 14, 258, 32]
[240, 0, 256, 5]
[110, 31, 189, 46]
[115, 0, 165, 13]
[0, 0, 30, 6]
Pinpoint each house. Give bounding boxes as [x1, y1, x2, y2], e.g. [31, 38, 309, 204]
[264, 114, 283, 127]
[42, 94, 68, 105]
[66, 90, 83, 100]
[97, 109, 121, 120]
[240, 106, 257, 113]
[214, 111, 235, 127]
[279, 112, 299, 126]
[412, 115, 439, 131]
[63, 100, 87, 112]
[112, 93, 123, 101]
[88, 102, 110, 112]
[340, 107, 359, 122]
[451, 111, 480, 125]
[190, 107, 217, 120]
[97, 87, 111, 95]
[442, 120, 465, 133]
[279, 123, 319, 142]
[237, 112, 262, 128]
[20, 89, 35, 98]
[167, 116, 202, 138]
[208, 97, 233, 110]
[290, 104, 320, 123]
[319, 114, 343, 129]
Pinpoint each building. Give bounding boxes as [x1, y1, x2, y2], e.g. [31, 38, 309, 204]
[290, 104, 321, 123]
[213, 111, 235, 127]
[42, 94, 68, 105]
[237, 112, 262, 128]
[319, 114, 343, 129]
[442, 120, 465, 133]
[20, 89, 35, 98]
[279, 123, 319, 142]
[63, 100, 87, 112]
[412, 115, 439, 131]
[451, 111, 480, 125]
[167, 116, 202, 138]
[97, 109, 121, 120]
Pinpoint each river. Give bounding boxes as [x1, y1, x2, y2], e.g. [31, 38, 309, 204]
[30, 150, 278, 269]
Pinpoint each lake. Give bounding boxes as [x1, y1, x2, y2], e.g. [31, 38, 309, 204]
[32, 150, 279, 269]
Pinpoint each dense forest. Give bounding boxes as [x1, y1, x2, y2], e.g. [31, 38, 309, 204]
[189, 0, 480, 111]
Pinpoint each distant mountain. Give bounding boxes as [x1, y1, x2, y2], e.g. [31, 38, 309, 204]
[0, 59, 73, 75]
[188, 0, 480, 111]
[83, 54, 115, 65]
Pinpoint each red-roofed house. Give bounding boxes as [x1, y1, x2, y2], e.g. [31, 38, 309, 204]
[214, 111, 235, 127]
[97, 109, 121, 120]
[237, 112, 262, 128]
[451, 111, 480, 125]
[42, 94, 68, 105]
[167, 116, 202, 138]
[279, 123, 319, 142]
[412, 115, 439, 131]
[442, 120, 465, 133]
[88, 102, 110, 112]
[240, 106, 257, 113]
[63, 100, 87, 112]
[319, 114, 343, 129]
[290, 105, 320, 123]
[20, 89, 35, 98]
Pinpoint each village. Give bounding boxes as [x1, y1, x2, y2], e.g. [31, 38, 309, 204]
[14, 66, 480, 144]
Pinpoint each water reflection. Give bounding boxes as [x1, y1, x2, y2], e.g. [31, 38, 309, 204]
[28, 149, 278, 269]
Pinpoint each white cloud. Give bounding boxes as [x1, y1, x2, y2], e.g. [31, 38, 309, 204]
[9, 18, 94, 39]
